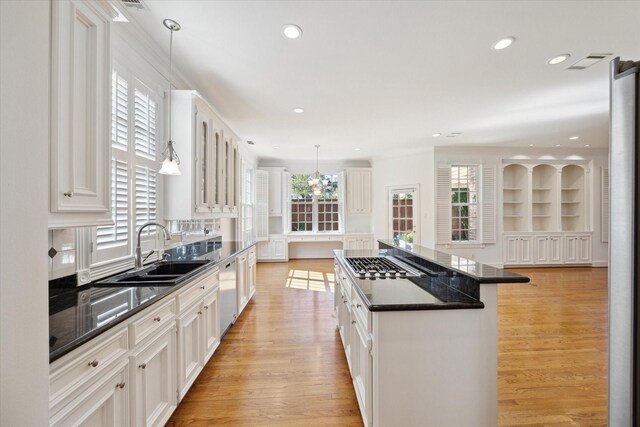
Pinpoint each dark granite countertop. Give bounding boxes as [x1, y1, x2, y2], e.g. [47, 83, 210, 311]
[334, 249, 484, 311]
[378, 239, 530, 284]
[49, 239, 255, 363]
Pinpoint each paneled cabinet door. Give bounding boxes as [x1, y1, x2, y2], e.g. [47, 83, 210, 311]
[203, 289, 220, 362]
[130, 326, 176, 427]
[503, 236, 519, 265]
[347, 169, 372, 214]
[50, 0, 113, 227]
[194, 100, 216, 213]
[350, 319, 373, 427]
[50, 361, 129, 427]
[564, 235, 579, 263]
[237, 253, 249, 314]
[273, 238, 287, 259]
[248, 252, 257, 298]
[177, 303, 204, 400]
[578, 235, 591, 263]
[549, 236, 563, 264]
[518, 236, 534, 264]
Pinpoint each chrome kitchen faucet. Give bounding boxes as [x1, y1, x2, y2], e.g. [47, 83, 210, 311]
[135, 222, 172, 269]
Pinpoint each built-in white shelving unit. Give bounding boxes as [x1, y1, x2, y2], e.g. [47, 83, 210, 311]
[561, 165, 585, 231]
[502, 164, 528, 232]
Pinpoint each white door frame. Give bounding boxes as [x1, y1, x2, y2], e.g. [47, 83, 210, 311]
[387, 184, 420, 245]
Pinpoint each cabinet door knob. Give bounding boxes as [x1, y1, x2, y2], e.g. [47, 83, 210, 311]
[204, 305, 209, 309]
[139, 363, 146, 369]
[153, 316, 161, 322]
[116, 382, 126, 389]
[63, 191, 73, 198]
[198, 311, 203, 315]
[356, 304, 362, 308]
[88, 359, 99, 368]
[352, 320, 356, 324]
[200, 286, 206, 290]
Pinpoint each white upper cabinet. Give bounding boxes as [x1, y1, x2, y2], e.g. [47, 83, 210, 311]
[346, 168, 372, 215]
[255, 170, 269, 241]
[49, 0, 115, 228]
[164, 91, 231, 220]
[260, 167, 285, 216]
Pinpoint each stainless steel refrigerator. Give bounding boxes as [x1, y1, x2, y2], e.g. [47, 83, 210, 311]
[609, 57, 640, 426]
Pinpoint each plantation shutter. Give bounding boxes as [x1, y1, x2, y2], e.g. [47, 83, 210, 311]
[601, 167, 609, 243]
[436, 166, 452, 244]
[255, 169, 269, 241]
[282, 172, 292, 234]
[97, 159, 129, 249]
[136, 166, 157, 237]
[134, 85, 157, 159]
[481, 165, 497, 244]
[337, 172, 345, 233]
[112, 71, 128, 151]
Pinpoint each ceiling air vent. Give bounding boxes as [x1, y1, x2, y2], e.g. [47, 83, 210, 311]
[120, 0, 144, 9]
[567, 54, 612, 70]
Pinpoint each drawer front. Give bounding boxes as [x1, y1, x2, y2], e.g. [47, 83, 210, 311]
[177, 269, 219, 312]
[351, 289, 371, 333]
[50, 327, 129, 407]
[130, 298, 176, 347]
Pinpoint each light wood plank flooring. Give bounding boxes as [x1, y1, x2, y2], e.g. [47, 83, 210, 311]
[167, 261, 608, 426]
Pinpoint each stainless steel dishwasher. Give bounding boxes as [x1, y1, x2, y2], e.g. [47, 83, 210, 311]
[219, 258, 237, 337]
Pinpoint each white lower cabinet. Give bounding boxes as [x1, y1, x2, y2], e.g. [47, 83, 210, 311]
[50, 361, 129, 427]
[130, 325, 176, 427]
[237, 252, 249, 313]
[343, 234, 374, 250]
[50, 266, 224, 426]
[505, 233, 591, 266]
[257, 235, 288, 261]
[177, 302, 204, 400]
[533, 235, 562, 264]
[248, 248, 257, 299]
[503, 235, 533, 265]
[564, 234, 592, 264]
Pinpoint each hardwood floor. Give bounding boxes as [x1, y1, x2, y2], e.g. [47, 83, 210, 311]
[498, 267, 608, 427]
[167, 261, 608, 427]
[167, 259, 362, 426]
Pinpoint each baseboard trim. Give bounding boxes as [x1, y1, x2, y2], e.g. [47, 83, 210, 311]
[591, 260, 608, 268]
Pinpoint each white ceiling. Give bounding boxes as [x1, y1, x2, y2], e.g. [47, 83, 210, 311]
[124, 0, 640, 161]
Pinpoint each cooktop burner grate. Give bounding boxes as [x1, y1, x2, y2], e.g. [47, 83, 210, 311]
[343, 256, 422, 279]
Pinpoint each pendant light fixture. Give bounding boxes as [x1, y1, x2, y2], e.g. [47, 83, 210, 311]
[159, 18, 182, 176]
[308, 145, 329, 196]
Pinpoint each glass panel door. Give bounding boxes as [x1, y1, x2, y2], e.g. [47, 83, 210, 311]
[388, 187, 419, 245]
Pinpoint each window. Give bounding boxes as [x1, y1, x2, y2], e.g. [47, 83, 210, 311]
[390, 190, 417, 242]
[290, 174, 341, 232]
[241, 160, 255, 242]
[93, 66, 162, 264]
[450, 165, 478, 242]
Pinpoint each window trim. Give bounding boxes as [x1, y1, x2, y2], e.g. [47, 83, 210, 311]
[289, 173, 343, 234]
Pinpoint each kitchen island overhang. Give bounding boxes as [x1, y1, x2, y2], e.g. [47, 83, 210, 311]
[333, 243, 528, 427]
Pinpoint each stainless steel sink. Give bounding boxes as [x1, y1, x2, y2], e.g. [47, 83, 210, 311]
[95, 260, 210, 286]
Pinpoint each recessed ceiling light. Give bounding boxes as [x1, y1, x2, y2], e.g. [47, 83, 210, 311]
[246, 140, 255, 145]
[548, 54, 570, 65]
[529, 144, 534, 147]
[354, 148, 361, 151]
[569, 136, 579, 140]
[432, 133, 441, 137]
[292, 107, 304, 113]
[555, 144, 561, 147]
[282, 24, 302, 39]
[273, 146, 279, 149]
[492, 36, 515, 51]
[584, 144, 591, 147]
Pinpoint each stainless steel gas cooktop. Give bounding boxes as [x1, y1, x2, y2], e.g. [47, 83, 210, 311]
[343, 256, 425, 280]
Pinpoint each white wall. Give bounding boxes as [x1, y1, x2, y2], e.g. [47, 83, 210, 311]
[0, 1, 51, 424]
[371, 148, 436, 248]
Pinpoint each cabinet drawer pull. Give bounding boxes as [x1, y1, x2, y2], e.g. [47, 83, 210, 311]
[139, 363, 146, 369]
[200, 286, 206, 290]
[204, 305, 209, 309]
[198, 311, 203, 315]
[153, 316, 161, 322]
[356, 304, 362, 308]
[63, 191, 73, 198]
[88, 359, 99, 368]
[116, 382, 126, 389]
[351, 320, 356, 324]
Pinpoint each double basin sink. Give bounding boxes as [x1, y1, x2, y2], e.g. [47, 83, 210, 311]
[95, 260, 210, 287]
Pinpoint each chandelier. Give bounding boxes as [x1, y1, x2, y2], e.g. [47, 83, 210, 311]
[308, 145, 328, 196]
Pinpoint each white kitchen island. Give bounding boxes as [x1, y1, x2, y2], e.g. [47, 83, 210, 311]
[334, 242, 528, 427]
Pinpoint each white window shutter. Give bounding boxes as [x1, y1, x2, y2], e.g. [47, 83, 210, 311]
[134, 85, 157, 160]
[482, 165, 497, 244]
[337, 171, 345, 232]
[97, 159, 129, 249]
[436, 166, 451, 244]
[135, 166, 157, 237]
[601, 167, 609, 243]
[282, 172, 292, 234]
[111, 71, 128, 151]
[255, 170, 269, 241]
